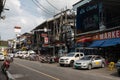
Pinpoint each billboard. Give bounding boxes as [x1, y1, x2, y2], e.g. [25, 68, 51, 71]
[76, 3, 100, 32]
[14, 26, 21, 33]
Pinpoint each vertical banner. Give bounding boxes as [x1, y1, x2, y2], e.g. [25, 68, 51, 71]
[14, 26, 21, 33]
[44, 37, 48, 44]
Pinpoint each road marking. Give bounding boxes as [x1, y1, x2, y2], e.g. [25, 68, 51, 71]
[14, 62, 60, 80]
[6, 71, 15, 80]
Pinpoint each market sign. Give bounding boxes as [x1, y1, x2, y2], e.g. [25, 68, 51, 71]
[93, 30, 120, 40]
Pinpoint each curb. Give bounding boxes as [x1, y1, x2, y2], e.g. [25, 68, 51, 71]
[6, 71, 15, 80]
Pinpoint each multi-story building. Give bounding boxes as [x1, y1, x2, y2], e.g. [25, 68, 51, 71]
[31, 10, 75, 56]
[73, 0, 120, 62]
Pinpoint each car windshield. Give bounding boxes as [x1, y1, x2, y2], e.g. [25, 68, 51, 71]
[66, 53, 75, 57]
[81, 56, 93, 60]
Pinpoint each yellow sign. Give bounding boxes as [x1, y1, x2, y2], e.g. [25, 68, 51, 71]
[95, 62, 100, 65]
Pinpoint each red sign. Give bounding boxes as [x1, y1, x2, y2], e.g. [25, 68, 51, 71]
[41, 33, 47, 37]
[93, 30, 120, 40]
[76, 37, 92, 43]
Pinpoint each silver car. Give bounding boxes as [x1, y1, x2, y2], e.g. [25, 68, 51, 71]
[74, 55, 106, 70]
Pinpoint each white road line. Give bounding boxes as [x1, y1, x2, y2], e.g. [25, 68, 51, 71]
[6, 71, 15, 80]
[14, 62, 60, 80]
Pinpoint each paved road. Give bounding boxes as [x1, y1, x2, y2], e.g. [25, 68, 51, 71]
[8, 58, 120, 80]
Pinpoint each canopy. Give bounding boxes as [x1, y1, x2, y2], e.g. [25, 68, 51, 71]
[89, 38, 120, 47]
[89, 40, 105, 47]
[101, 38, 120, 47]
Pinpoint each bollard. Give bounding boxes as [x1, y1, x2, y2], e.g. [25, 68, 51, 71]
[108, 62, 115, 71]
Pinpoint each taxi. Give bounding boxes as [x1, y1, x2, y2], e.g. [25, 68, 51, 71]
[74, 55, 106, 70]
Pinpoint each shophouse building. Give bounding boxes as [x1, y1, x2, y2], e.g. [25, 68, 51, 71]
[73, 0, 120, 62]
[31, 10, 75, 56]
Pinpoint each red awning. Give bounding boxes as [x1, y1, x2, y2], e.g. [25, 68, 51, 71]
[76, 37, 92, 43]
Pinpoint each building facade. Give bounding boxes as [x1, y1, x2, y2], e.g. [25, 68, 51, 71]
[73, 0, 120, 62]
[31, 10, 75, 56]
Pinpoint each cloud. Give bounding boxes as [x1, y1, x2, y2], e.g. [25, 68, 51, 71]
[0, 0, 80, 40]
[0, 0, 44, 40]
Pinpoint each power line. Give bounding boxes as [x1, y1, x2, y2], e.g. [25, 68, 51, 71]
[32, 0, 54, 15]
[45, 0, 60, 11]
[34, 0, 55, 14]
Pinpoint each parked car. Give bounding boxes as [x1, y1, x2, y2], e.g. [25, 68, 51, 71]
[0, 52, 4, 61]
[116, 60, 120, 76]
[25, 50, 36, 59]
[59, 52, 84, 67]
[74, 55, 106, 70]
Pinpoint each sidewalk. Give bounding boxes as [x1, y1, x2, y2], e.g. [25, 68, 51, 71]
[0, 70, 7, 80]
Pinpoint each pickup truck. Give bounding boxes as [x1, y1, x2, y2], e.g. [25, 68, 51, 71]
[59, 52, 84, 67]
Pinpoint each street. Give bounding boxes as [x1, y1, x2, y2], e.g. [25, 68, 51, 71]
[1, 58, 119, 80]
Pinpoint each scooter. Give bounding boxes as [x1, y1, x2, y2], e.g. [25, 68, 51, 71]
[1, 60, 10, 74]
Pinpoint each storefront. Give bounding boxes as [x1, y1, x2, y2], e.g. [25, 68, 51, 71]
[76, 30, 120, 62]
[73, 0, 120, 63]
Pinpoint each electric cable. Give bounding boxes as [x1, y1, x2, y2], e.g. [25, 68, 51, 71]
[32, 0, 54, 15]
[45, 0, 60, 11]
[34, 0, 55, 14]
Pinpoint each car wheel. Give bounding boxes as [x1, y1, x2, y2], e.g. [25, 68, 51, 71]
[101, 63, 105, 68]
[59, 64, 64, 67]
[88, 64, 92, 70]
[118, 71, 120, 76]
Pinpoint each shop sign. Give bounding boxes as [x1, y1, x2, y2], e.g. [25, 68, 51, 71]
[93, 30, 120, 40]
[14, 26, 21, 33]
[41, 33, 47, 37]
[44, 37, 48, 44]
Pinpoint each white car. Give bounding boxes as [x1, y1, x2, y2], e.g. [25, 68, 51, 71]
[25, 50, 36, 58]
[0, 52, 4, 61]
[59, 52, 84, 67]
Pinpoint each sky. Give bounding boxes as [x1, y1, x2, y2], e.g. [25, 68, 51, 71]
[0, 0, 80, 40]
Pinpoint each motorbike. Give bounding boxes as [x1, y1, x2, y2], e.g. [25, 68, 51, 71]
[1, 59, 10, 74]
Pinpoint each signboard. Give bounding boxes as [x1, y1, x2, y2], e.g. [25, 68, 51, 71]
[93, 30, 120, 40]
[14, 26, 21, 33]
[44, 37, 48, 44]
[41, 33, 48, 37]
[76, 3, 100, 32]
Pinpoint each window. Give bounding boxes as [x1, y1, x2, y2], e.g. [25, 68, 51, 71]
[75, 54, 79, 57]
[95, 56, 101, 60]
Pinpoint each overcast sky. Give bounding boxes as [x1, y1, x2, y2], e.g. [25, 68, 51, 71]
[0, 0, 80, 40]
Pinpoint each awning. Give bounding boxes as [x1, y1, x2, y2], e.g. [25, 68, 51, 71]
[76, 37, 92, 43]
[89, 38, 120, 47]
[89, 40, 105, 47]
[101, 38, 120, 47]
